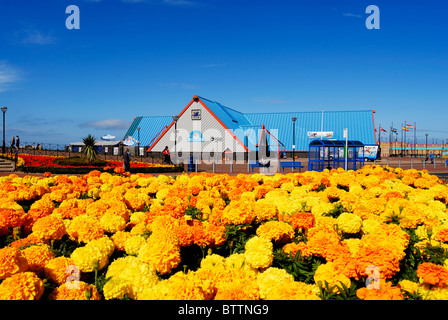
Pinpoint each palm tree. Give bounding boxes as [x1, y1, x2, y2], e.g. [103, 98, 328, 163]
[82, 134, 97, 163]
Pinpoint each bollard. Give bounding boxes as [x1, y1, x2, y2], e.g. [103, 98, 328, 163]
[386, 158, 389, 166]
[398, 159, 401, 168]
[411, 158, 413, 169]
[434, 159, 436, 169]
[423, 159, 425, 169]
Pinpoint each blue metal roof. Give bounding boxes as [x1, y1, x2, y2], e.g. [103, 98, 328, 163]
[124, 116, 172, 147]
[124, 96, 376, 152]
[197, 96, 252, 131]
[244, 110, 376, 151]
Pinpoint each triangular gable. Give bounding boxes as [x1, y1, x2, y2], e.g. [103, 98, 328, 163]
[146, 95, 249, 152]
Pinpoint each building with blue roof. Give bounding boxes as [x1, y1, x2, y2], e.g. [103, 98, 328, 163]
[123, 95, 377, 162]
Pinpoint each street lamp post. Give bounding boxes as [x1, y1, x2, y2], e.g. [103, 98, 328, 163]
[291, 116, 297, 172]
[1, 107, 7, 154]
[137, 127, 141, 160]
[172, 115, 179, 164]
[425, 133, 429, 158]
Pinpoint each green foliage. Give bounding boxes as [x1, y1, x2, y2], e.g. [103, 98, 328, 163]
[82, 134, 98, 163]
[317, 280, 360, 300]
[184, 206, 204, 221]
[49, 235, 83, 258]
[324, 202, 344, 218]
[273, 249, 324, 284]
[224, 223, 257, 255]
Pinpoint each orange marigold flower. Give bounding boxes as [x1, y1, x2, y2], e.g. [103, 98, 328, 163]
[281, 212, 316, 230]
[417, 262, 448, 287]
[0, 208, 28, 229]
[221, 200, 255, 226]
[110, 230, 133, 251]
[32, 215, 66, 242]
[138, 228, 181, 275]
[44, 256, 77, 285]
[0, 271, 44, 300]
[356, 279, 403, 300]
[22, 244, 54, 274]
[256, 221, 295, 243]
[0, 247, 29, 280]
[67, 215, 104, 243]
[10, 234, 44, 248]
[48, 281, 101, 300]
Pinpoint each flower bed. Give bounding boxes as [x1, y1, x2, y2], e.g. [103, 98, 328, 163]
[0, 165, 447, 300]
[0, 154, 182, 174]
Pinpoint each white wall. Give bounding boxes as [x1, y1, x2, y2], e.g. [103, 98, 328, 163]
[152, 100, 246, 163]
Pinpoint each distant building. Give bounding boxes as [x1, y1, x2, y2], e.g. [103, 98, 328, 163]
[123, 95, 377, 162]
[69, 140, 124, 155]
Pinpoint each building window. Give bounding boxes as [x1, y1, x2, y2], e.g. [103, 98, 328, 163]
[191, 109, 201, 120]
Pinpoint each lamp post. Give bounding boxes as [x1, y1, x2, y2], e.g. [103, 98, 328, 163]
[1, 106, 7, 154]
[245, 132, 249, 172]
[292, 116, 297, 172]
[172, 115, 179, 164]
[137, 127, 141, 160]
[425, 133, 429, 158]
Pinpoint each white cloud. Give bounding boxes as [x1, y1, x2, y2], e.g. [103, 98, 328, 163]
[0, 61, 22, 92]
[342, 12, 362, 19]
[80, 119, 131, 130]
[19, 29, 55, 45]
[200, 63, 227, 68]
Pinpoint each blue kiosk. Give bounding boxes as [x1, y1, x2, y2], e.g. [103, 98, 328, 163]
[308, 139, 365, 172]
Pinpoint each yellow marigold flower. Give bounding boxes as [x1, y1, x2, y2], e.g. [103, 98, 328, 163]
[398, 279, 421, 296]
[103, 277, 132, 300]
[124, 235, 146, 256]
[100, 213, 126, 233]
[0, 247, 29, 280]
[0, 272, 44, 300]
[67, 214, 104, 243]
[48, 281, 101, 300]
[337, 212, 362, 234]
[314, 261, 352, 293]
[254, 199, 278, 222]
[44, 256, 77, 285]
[71, 236, 114, 272]
[214, 270, 260, 300]
[106, 256, 158, 300]
[138, 229, 181, 275]
[361, 218, 381, 235]
[31, 215, 66, 242]
[244, 236, 273, 269]
[110, 230, 132, 251]
[268, 281, 320, 300]
[257, 267, 294, 299]
[256, 221, 295, 243]
[200, 254, 226, 271]
[221, 200, 255, 226]
[22, 244, 54, 274]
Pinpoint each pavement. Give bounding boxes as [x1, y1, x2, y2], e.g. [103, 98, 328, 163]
[0, 157, 447, 182]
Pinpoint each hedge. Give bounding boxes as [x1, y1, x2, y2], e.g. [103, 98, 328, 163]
[18, 165, 184, 175]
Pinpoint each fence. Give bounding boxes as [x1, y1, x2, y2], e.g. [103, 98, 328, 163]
[3, 141, 448, 174]
[3, 142, 166, 165]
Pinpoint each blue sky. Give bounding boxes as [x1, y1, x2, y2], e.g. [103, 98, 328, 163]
[0, 0, 447, 146]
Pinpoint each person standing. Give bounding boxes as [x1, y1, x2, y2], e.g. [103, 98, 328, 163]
[429, 152, 434, 164]
[162, 146, 172, 164]
[10, 136, 15, 156]
[15, 136, 20, 151]
[123, 148, 131, 171]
